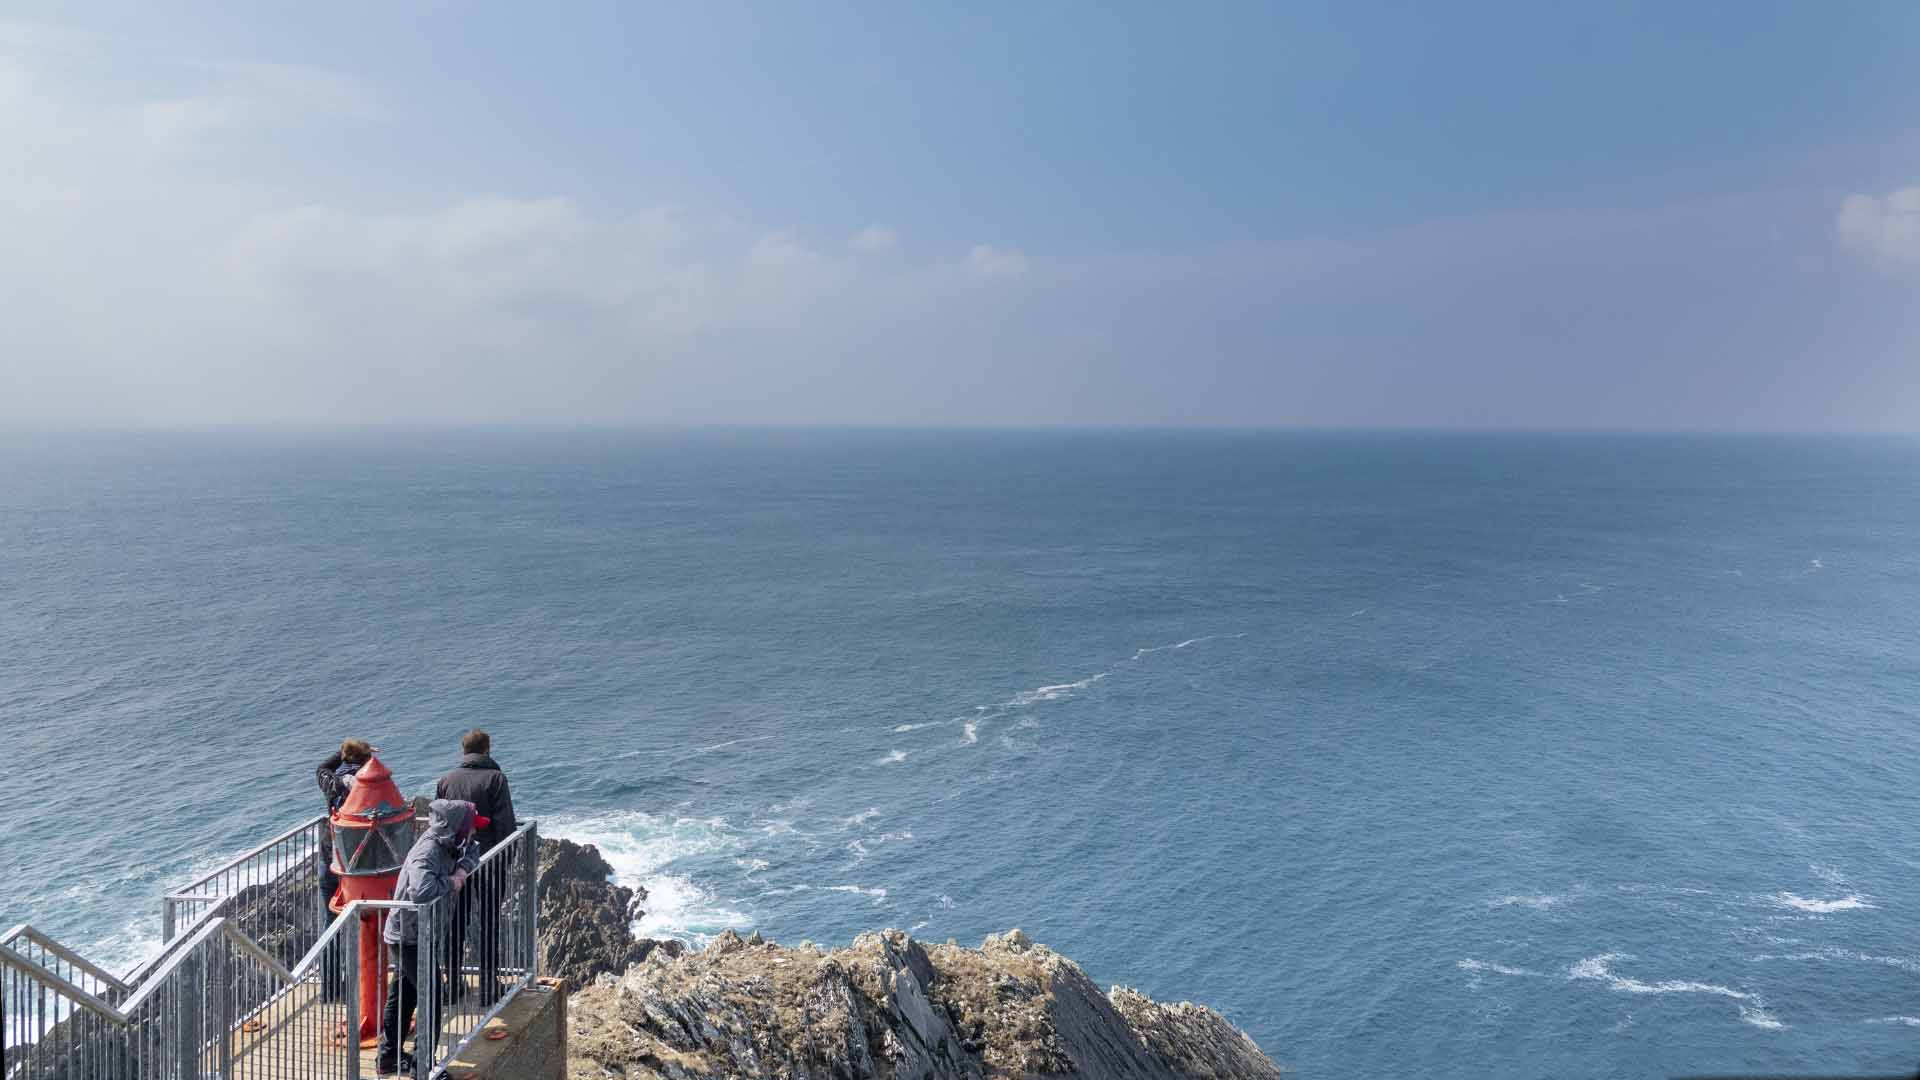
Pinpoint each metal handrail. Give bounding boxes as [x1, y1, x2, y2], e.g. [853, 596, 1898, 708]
[0, 917, 279, 1026]
[0, 939, 127, 1019]
[169, 814, 329, 898]
[1, 816, 541, 1080]
[0, 922, 132, 994]
[279, 820, 537, 980]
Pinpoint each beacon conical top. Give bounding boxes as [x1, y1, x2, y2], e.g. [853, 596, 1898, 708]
[329, 754, 413, 877]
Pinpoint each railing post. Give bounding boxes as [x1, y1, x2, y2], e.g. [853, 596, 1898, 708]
[212, 933, 233, 1079]
[176, 946, 203, 1080]
[414, 903, 434, 1080]
[345, 920, 362, 1080]
[524, 825, 540, 977]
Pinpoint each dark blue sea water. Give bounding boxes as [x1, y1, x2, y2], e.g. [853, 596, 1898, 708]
[4, 429, 1920, 1078]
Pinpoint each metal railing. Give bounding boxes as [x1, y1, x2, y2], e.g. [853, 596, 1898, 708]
[1, 819, 538, 1080]
[159, 816, 331, 959]
[376, 824, 539, 1080]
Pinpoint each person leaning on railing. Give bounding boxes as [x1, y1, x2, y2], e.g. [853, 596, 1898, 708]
[376, 798, 487, 1078]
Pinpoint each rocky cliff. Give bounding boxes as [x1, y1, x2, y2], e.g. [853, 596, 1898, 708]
[539, 840, 1282, 1080]
[538, 837, 683, 986]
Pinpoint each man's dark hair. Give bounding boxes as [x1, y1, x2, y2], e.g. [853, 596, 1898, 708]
[460, 729, 491, 755]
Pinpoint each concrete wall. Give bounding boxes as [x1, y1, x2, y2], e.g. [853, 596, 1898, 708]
[442, 978, 568, 1080]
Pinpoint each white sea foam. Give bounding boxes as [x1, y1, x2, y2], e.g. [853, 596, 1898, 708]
[1749, 948, 1920, 974]
[876, 749, 908, 765]
[937, 894, 955, 909]
[1006, 674, 1106, 707]
[755, 817, 804, 839]
[546, 810, 750, 943]
[1868, 1016, 1920, 1027]
[825, 885, 888, 903]
[960, 722, 978, 745]
[1774, 892, 1872, 913]
[1568, 954, 1753, 1000]
[1345, 609, 1369, 618]
[1457, 958, 1540, 977]
[1130, 633, 1245, 660]
[87, 917, 167, 981]
[843, 808, 881, 827]
[891, 721, 942, 733]
[1490, 893, 1564, 910]
[1740, 1006, 1786, 1030]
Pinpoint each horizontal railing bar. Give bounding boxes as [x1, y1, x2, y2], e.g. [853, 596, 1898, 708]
[476, 823, 535, 866]
[221, 923, 296, 983]
[124, 897, 234, 986]
[171, 814, 327, 895]
[0, 941, 129, 1022]
[286, 898, 441, 978]
[117, 918, 224, 1017]
[4, 925, 133, 993]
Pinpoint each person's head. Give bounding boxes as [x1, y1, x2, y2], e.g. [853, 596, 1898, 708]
[339, 738, 373, 766]
[460, 729, 491, 756]
[425, 799, 487, 847]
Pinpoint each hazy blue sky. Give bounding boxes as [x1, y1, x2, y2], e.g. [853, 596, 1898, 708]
[3, 2, 1918, 428]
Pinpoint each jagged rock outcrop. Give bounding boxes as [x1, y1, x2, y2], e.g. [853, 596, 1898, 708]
[538, 837, 685, 987]
[562, 926, 1281, 1079]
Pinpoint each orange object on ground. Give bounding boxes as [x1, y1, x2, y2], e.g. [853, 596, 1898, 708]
[328, 755, 413, 1047]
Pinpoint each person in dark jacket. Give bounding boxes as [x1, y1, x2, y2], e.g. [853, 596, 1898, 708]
[376, 799, 484, 1077]
[434, 731, 515, 853]
[435, 730, 517, 1006]
[316, 738, 375, 813]
[315, 739, 374, 1002]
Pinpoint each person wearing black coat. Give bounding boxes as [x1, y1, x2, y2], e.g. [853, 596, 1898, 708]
[315, 738, 373, 1002]
[435, 729, 517, 1006]
[434, 734, 516, 854]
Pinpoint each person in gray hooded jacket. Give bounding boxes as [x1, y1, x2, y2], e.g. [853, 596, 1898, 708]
[376, 799, 484, 1076]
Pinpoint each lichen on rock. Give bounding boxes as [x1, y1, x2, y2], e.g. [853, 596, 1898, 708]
[561, 922, 1282, 1079]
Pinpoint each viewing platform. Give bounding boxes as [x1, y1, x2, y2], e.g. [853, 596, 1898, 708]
[1, 810, 554, 1080]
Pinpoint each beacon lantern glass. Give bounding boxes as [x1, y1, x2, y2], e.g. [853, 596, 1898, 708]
[334, 812, 414, 875]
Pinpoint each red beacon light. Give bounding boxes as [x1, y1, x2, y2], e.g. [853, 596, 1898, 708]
[327, 755, 411, 1047]
[329, 756, 413, 882]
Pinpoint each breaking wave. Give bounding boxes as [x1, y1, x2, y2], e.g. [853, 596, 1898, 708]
[545, 810, 750, 944]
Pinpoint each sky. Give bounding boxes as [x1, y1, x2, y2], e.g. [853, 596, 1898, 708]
[1, 2, 1918, 429]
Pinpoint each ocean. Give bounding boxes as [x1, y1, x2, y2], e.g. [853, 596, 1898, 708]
[3, 429, 1918, 1078]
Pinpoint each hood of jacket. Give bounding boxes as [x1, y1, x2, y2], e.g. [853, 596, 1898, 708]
[424, 798, 478, 848]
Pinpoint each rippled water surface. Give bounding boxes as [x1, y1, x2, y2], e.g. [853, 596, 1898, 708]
[4, 429, 1919, 1078]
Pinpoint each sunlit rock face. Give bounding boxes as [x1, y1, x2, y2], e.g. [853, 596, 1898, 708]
[554, 919, 1282, 1080]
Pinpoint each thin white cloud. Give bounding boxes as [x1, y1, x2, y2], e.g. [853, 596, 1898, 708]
[1837, 187, 1920, 266]
[137, 96, 243, 145]
[0, 20, 1910, 429]
[849, 225, 898, 254]
[965, 243, 1029, 280]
